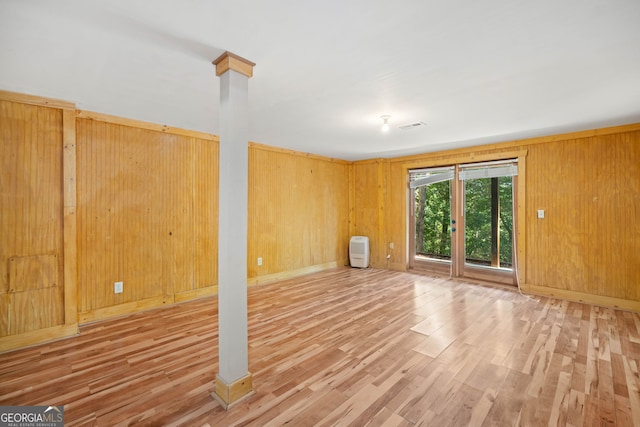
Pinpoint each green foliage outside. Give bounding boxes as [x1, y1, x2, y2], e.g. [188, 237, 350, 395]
[415, 181, 452, 259]
[415, 177, 513, 267]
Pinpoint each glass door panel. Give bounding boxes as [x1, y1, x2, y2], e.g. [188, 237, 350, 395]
[409, 167, 454, 275]
[409, 160, 518, 286]
[461, 175, 515, 284]
[415, 180, 452, 266]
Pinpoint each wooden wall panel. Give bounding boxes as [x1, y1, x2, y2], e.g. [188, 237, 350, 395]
[3, 87, 637, 347]
[352, 160, 384, 267]
[3, 288, 62, 335]
[248, 145, 350, 280]
[368, 125, 640, 308]
[8, 254, 58, 292]
[386, 162, 406, 269]
[0, 100, 64, 336]
[76, 118, 218, 316]
[526, 132, 640, 300]
[192, 137, 219, 292]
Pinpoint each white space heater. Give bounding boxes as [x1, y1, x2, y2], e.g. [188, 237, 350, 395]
[349, 236, 370, 268]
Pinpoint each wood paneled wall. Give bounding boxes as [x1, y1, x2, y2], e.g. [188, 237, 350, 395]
[524, 131, 640, 303]
[1, 91, 354, 351]
[2, 88, 638, 352]
[0, 100, 64, 335]
[248, 144, 351, 283]
[0, 93, 80, 352]
[76, 113, 219, 321]
[354, 125, 640, 310]
[352, 160, 389, 268]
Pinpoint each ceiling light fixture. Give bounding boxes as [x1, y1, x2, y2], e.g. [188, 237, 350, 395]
[381, 115, 391, 132]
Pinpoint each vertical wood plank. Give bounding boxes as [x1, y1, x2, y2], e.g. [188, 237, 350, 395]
[353, 160, 382, 267]
[377, 160, 388, 268]
[63, 109, 79, 327]
[348, 163, 355, 239]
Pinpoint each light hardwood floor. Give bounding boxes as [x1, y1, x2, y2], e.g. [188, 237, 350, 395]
[1, 268, 639, 426]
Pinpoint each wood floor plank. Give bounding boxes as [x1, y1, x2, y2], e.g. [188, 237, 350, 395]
[1, 267, 639, 426]
[481, 368, 533, 426]
[362, 407, 406, 427]
[566, 388, 586, 427]
[316, 383, 386, 427]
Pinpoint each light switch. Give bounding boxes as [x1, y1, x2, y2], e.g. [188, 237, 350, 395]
[537, 209, 545, 219]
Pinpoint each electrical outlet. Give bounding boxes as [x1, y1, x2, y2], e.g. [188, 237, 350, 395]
[389, 242, 394, 250]
[114, 281, 123, 294]
[257, 257, 262, 266]
[537, 209, 545, 219]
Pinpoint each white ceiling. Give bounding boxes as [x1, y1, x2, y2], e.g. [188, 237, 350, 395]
[1, 0, 639, 160]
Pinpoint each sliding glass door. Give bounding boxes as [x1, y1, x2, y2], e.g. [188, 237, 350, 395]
[409, 160, 518, 285]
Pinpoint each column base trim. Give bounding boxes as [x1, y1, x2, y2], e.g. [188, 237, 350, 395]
[212, 373, 254, 410]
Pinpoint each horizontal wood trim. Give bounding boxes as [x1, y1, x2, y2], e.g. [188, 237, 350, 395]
[174, 286, 219, 303]
[0, 90, 75, 110]
[247, 261, 347, 287]
[78, 295, 173, 324]
[521, 283, 640, 312]
[0, 324, 78, 354]
[249, 142, 352, 164]
[350, 157, 385, 165]
[76, 110, 218, 141]
[389, 123, 640, 163]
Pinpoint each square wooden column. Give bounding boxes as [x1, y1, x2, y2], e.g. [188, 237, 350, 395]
[212, 51, 255, 409]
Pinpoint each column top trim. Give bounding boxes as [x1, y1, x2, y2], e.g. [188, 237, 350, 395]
[213, 51, 255, 78]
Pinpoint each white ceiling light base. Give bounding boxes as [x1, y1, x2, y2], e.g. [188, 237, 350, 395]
[381, 115, 391, 132]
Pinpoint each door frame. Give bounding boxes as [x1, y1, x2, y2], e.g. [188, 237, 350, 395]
[405, 150, 527, 286]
